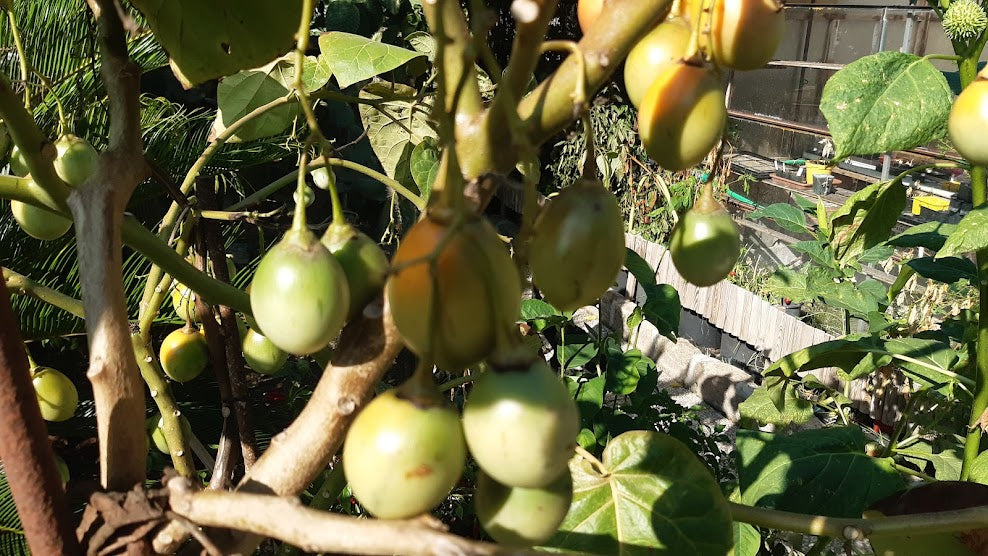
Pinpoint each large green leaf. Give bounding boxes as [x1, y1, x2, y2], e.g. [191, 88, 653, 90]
[605, 346, 655, 396]
[766, 335, 963, 388]
[896, 440, 963, 481]
[641, 284, 680, 341]
[409, 136, 440, 200]
[747, 203, 812, 236]
[131, 0, 302, 87]
[828, 179, 906, 266]
[731, 523, 760, 556]
[887, 221, 956, 250]
[545, 431, 733, 555]
[905, 256, 978, 284]
[764, 268, 812, 303]
[937, 205, 988, 259]
[624, 248, 657, 287]
[970, 451, 988, 484]
[737, 427, 905, 517]
[318, 32, 425, 88]
[211, 61, 301, 142]
[738, 377, 813, 427]
[358, 82, 435, 180]
[820, 52, 952, 159]
[558, 333, 598, 370]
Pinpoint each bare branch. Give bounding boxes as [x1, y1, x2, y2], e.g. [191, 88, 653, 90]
[3, 267, 85, 318]
[500, 0, 562, 103]
[70, 0, 150, 490]
[167, 482, 545, 556]
[0, 279, 80, 554]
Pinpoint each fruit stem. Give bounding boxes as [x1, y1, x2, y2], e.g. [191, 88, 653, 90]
[7, 9, 31, 110]
[321, 155, 346, 225]
[397, 360, 444, 407]
[692, 181, 722, 214]
[292, 149, 310, 234]
[580, 113, 596, 179]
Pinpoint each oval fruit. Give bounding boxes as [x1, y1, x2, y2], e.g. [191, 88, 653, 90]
[669, 185, 740, 286]
[624, 19, 691, 108]
[170, 283, 199, 323]
[32, 367, 78, 422]
[639, 61, 727, 171]
[321, 221, 389, 319]
[53, 454, 70, 487]
[9, 144, 28, 177]
[12, 198, 72, 240]
[386, 215, 521, 371]
[53, 134, 99, 186]
[577, 0, 604, 32]
[147, 412, 193, 454]
[687, 0, 785, 70]
[250, 228, 350, 355]
[475, 470, 573, 547]
[342, 390, 466, 519]
[949, 76, 988, 165]
[462, 361, 579, 488]
[159, 326, 209, 382]
[529, 178, 624, 311]
[242, 327, 289, 375]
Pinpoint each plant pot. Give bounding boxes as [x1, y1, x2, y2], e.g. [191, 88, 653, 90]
[781, 301, 803, 318]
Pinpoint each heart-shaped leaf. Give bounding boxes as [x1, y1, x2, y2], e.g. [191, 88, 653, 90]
[318, 32, 425, 88]
[545, 431, 733, 555]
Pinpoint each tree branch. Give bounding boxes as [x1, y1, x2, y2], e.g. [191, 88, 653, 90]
[167, 482, 542, 556]
[421, 0, 483, 124]
[500, 0, 562, 103]
[3, 267, 85, 319]
[0, 279, 80, 555]
[69, 0, 149, 490]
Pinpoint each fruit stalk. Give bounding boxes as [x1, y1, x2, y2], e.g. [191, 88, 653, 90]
[0, 279, 80, 555]
[2, 267, 85, 318]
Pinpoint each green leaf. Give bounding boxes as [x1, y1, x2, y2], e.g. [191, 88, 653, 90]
[567, 375, 606, 422]
[358, 82, 435, 180]
[888, 265, 916, 302]
[731, 523, 761, 556]
[792, 193, 817, 213]
[641, 284, 680, 341]
[520, 298, 561, 320]
[748, 203, 811, 235]
[277, 55, 333, 93]
[0, 469, 27, 556]
[738, 377, 813, 427]
[887, 221, 957, 250]
[558, 334, 598, 370]
[808, 273, 879, 319]
[790, 240, 830, 268]
[896, 441, 963, 481]
[828, 179, 907, 266]
[131, 0, 302, 87]
[937, 205, 988, 259]
[765, 268, 812, 303]
[211, 61, 300, 142]
[905, 256, 978, 284]
[409, 136, 440, 200]
[766, 335, 963, 388]
[605, 346, 655, 396]
[317, 31, 425, 88]
[546, 431, 733, 555]
[969, 451, 988, 484]
[737, 427, 906, 517]
[858, 243, 895, 264]
[820, 52, 952, 159]
[624, 248, 657, 287]
[626, 306, 644, 331]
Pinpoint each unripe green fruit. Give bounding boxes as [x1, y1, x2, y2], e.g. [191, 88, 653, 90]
[294, 185, 315, 207]
[669, 185, 740, 287]
[638, 62, 726, 171]
[159, 326, 209, 382]
[242, 327, 289, 375]
[342, 390, 466, 519]
[9, 144, 28, 177]
[171, 283, 200, 323]
[463, 360, 579, 488]
[949, 77, 988, 166]
[312, 166, 336, 190]
[32, 367, 78, 422]
[147, 412, 193, 454]
[11, 198, 72, 240]
[250, 228, 350, 355]
[53, 134, 99, 186]
[475, 470, 573, 547]
[321, 221, 389, 319]
[624, 19, 691, 108]
[529, 178, 625, 311]
[53, 454, 70, 488]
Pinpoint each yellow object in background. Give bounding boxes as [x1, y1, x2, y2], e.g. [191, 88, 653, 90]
[912, 195, 950, 215]
[805, 161, 831, 184]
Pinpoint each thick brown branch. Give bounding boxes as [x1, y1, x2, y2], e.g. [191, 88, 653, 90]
[0, 280, 81, 554]
[71, 0, 150, 490]
[167, 483, 542, 556]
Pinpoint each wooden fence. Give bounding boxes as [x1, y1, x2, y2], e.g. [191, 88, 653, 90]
[622, 233, 904, 422]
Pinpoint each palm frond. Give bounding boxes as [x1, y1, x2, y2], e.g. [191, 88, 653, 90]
[0, 466, 28, 556]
